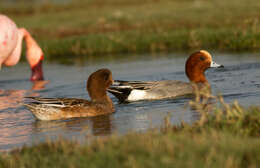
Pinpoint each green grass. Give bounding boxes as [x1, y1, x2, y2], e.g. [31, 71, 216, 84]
[0, 130, 259, 168]
[1, 0, 260, 60]
[0, 93, 259, 168]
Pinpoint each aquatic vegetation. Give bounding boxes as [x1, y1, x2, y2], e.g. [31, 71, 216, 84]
[182, 88, 260, 137]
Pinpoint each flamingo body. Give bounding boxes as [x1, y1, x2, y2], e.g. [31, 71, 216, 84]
[0, 15, 19, 66]
[0, 14, 44, 81]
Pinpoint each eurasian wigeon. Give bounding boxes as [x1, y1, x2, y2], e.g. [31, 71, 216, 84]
[25, 69, 114, 120]
[108, 50, 224, 102]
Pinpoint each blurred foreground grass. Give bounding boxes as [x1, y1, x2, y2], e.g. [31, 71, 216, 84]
[0, 92, 259, 168]
[1, 0, 260, 60]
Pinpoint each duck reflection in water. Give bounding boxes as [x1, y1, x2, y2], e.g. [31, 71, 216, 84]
[33, 114, 113, 137]
[91, 115, 112, 136]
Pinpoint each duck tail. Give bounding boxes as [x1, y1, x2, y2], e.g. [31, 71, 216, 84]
[24, 103, 42, 119]
[107, 88, 129, 103]
[108, 80, 133, 102]
[24, 101, 59, 120]
[24, 103, 37, 111]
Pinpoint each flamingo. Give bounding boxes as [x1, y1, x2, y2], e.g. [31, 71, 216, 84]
[0, 14, 44, 81]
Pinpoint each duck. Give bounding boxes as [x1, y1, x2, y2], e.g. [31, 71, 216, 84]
[0, 14, 44, 81]
[108, 50, 224, 102]
[24, 69, 114, 121]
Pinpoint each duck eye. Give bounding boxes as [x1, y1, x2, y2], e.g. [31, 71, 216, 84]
[103, 73, 109, 81]
[200, 56, 205, 61]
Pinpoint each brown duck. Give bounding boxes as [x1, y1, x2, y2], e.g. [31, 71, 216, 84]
[25, 68, 114, 121]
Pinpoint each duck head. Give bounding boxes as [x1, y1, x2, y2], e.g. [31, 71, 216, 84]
[87, 68, 113, 101]
[185, 50, 223, 83]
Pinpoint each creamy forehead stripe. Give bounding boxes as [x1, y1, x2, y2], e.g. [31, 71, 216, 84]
[199, 50, 212, 61]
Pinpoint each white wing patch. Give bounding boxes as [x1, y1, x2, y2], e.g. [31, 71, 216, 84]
[127, 90, 147, 101]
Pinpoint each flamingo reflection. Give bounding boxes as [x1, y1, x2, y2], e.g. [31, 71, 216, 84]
[0, 80, 48, 151]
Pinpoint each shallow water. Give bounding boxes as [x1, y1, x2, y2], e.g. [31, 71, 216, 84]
[1, 52, 260, 151]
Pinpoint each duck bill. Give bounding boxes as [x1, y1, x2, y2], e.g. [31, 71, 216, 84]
[210, 61, 224, 68]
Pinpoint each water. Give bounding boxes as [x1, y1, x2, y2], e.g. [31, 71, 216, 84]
[1, 52, 260, 151]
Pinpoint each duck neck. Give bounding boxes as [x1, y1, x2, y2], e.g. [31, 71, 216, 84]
[186, 66, 208, 83]
[19, 28, 44, 81]
[90, 91, 114, 109]
[190, 71, 207, 83]
[89, 89, 111, 102]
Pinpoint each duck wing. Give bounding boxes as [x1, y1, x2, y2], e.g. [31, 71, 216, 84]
[108, 80, 193, 102]
[112, 80, 156, 90]
[107, 80, 157, 102]
[24, 97, 114, 120]
[25, 97, 90, 107]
